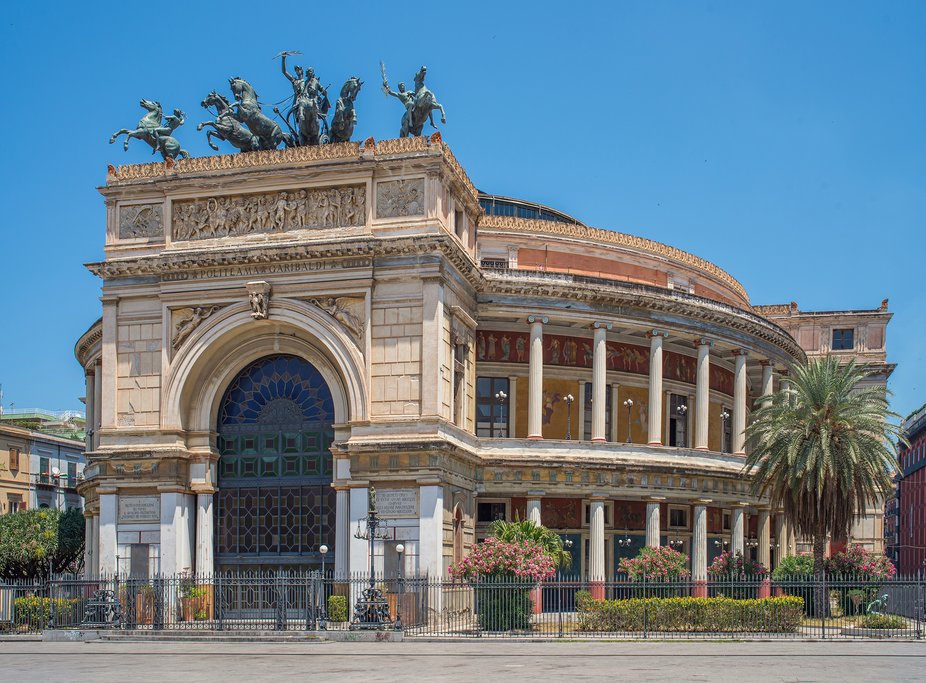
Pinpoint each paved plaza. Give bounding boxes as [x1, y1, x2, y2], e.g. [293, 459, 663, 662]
[1, 640, 924, 682]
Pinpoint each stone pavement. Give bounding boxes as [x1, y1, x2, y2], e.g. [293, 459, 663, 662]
[1, 640, 924, 682]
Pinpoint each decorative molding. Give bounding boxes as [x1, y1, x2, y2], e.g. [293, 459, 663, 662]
[173, 186, 365, 241]
[107, 142, 363, 183]
[479, 215, 748, 303]
[527, 315, 549, 325]
[170, 305, 222, 351]
[375, 179, 424, 218]
[484, 271, 804, 361]
[246, 281, 271, 320]
[118, 204, 163, 240]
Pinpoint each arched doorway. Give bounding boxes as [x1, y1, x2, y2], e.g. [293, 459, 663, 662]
[215, 354, 336, 572]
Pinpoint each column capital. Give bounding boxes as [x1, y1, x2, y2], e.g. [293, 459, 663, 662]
[592, 321, 613, 331]
[647, 329, 669, 339]
[527, 315, 549, 325]
[759, 359, 773, 367]
[731, 348, 749, 357]
[644, 495, 666, 502]
[690, 498, 713, 505]
[526, 490, 546, 497]
[695, 338, 715, 348]
[779, 368, 790, 377]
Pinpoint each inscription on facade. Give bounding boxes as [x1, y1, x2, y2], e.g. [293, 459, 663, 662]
[119, 204, 163, 240]
[376, 488, 418, 518]
[375, 179, 424, 218]
[118, 495, 161, 523]
[172, 186, 366, 241]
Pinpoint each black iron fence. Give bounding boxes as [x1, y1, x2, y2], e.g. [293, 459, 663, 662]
[2, 572, 924, 639]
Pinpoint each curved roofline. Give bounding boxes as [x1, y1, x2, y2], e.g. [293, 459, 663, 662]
[478, 192, 587, 227]
[478, 215, 749, 304]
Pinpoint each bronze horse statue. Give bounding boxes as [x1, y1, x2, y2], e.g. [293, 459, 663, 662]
[109, 99, 190, 160]
[227, 76, 292, 150]
[329, 77, 362, 144]
[198, 91, 260, 152]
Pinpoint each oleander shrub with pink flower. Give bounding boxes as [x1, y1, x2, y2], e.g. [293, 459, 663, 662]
[618, 545, 691, 581]
[825, 544, 896, 581]
[708, 550, 768, 578]
[449, 537, 557, 582]
[449, 538, 556, 631]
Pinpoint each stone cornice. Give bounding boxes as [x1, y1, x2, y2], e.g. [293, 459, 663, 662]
[478, 215, 748, 303]
[481, 269, 805, 361]
[74, 317, 103, 367]
[104, 134, 480, 210]
[87, 233, 484, 290]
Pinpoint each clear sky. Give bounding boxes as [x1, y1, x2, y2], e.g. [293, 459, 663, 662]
[0, 1, 923, 419]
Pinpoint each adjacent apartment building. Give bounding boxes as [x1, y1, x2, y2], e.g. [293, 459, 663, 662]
[0, 423, 85, 513]
[755, 299, 895, 553]
[895, 405, 926, 574]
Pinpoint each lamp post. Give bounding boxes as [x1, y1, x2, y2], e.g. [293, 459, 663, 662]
[394, 543, 404, 631]
[720, 410, 730, 452]
[318, 544, 329, 630]
[564, 394, 574, 440]
[623, 399, 634, 443]
[558, 538, 574, 637]
[495, 390, 507, 438]
[350, 487, 393, 630]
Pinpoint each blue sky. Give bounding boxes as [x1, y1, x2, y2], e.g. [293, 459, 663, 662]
[0, 1, 923, 418]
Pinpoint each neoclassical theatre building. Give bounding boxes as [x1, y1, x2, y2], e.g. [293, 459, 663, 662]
[75, 136, 888, 580]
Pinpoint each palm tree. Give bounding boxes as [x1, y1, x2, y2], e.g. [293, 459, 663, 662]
[488, 517, 574, 571]
[744, 355, 903, 614]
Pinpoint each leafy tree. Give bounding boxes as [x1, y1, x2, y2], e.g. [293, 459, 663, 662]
[487, 518, 573, 571]
[0, 508, 85, 578]
[744, 356, 902, 614]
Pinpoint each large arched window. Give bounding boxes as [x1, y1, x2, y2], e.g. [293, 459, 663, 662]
[215, 354, 336, 571]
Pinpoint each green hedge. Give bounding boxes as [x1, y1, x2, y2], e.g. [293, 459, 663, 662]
[475, 584, 533, 631]
[858, 613, 907, 630]
[14, 596, 81, 628]
[327, 595, 347, 622]
[577, 596, 804, 633]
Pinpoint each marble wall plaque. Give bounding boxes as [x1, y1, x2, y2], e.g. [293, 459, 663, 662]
[118, 495, 161, 523]
[376, 488, 418, 518]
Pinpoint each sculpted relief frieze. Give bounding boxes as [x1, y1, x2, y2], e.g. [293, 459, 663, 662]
[375, 179, 424, 218]
[309, 296, 365, 342]
[170, 305, 223, 351]
[119, 203, 163, 239]
[172, 185, 366, 241]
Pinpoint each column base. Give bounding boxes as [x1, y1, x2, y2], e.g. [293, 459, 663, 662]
[758, 578, 771, 599]
[694, 446, 709, 451]
[531, 586, 543, 615]
[589, 581, 605, 601]
[527, 435, 543, 440]
[647, 441, 662, 446]
[591, 438, 606, 443]
[691, 580, 708, 598]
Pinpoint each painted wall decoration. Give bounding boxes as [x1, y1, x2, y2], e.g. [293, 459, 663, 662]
[709, 364, 734, 396]
[476, 330, 651, 374]
[663, 351, 696, 385]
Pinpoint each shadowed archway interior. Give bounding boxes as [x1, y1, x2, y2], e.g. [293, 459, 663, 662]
[215, 354, 336, 572]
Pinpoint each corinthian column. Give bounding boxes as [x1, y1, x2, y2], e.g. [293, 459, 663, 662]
[692, 502, 709, 596]
[695, 339, 712, 450]
[527, 315, 548, 439]
[759, 360, 774, 406]
[591, 322, 611, 442]
[645, 498, 663, 547]
[647, 331, 668, 445]
[732, 350, 748, 455]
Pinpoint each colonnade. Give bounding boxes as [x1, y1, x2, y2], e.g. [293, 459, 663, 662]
[526, 496, 788, 579]
[524, 319, 782, 451]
